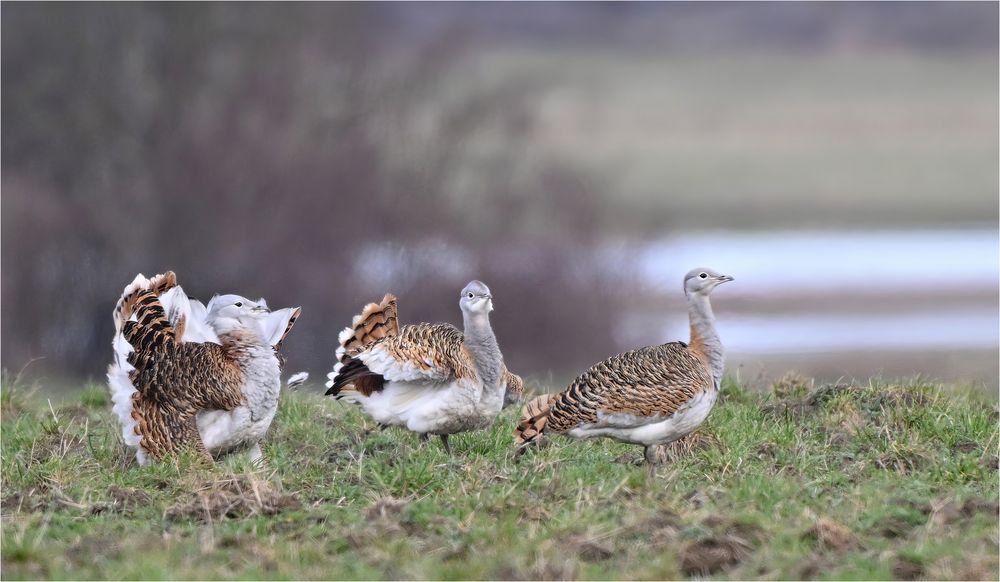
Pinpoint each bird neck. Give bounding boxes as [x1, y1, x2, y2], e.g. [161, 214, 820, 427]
[462, 311, 502, 388]
[687, 293, 724, 385]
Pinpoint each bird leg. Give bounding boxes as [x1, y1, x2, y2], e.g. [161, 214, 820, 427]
[419, 433, 429, 444]
[644, 445, 662, 478]
[248, 443, 267, 468]
[363, 423, 391, 437]
[440, 434, 451, 455]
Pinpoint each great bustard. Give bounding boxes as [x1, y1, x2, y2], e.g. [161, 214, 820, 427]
[107, 271, 300, 465]
[514, 268, 732, 466]
[325, 281, 521, 453]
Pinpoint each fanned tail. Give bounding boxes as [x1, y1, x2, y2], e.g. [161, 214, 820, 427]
[337, 294, 398, 365]
[325, 294, 398, 391]
[112, 271, 177, 333]
[514, 393, 560, 448]
[108, 271, 178, 466]
[122, 290, 177, 375]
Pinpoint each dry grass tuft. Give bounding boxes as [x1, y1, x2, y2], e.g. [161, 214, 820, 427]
[164, 475, 300, 523]
[804, 517, 857, 551]
[770, 372, 814, 398]
[653, 430, 722, 463]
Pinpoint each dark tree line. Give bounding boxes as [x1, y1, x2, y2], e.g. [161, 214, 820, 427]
[2, 3, 632, 381]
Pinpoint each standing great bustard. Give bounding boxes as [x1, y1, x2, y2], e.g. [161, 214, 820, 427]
[107, 272, 300, 465]
[325, 281, 520, 453]
[514, 268, 733, 466]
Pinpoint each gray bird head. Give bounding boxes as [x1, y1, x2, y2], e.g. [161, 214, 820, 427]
[683, 268, 734, 297]
[207, 294, 270, 331]
[459, 280, 493, 314]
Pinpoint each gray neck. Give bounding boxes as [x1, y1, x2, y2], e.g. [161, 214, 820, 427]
[687, 293, 725, 385]
[462, 310, 503, 389]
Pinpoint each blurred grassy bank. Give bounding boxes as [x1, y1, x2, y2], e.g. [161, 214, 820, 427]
[449, 51, 998, 231]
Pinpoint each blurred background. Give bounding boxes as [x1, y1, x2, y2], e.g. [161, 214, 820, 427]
[3, 2, 998, 396]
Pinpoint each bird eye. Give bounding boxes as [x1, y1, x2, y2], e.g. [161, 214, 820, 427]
[235, 301, 243, 307]
[699, 273, 707, 279]
[467, 293, 474, 299]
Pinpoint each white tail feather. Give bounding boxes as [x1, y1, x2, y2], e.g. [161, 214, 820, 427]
[113, 273, 150, 332]
[259, 307, 300, 347]
[287, 372, 309, 389]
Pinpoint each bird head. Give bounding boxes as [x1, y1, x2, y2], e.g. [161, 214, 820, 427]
[207, 294, 271, 334]
[683, 268, 734, 297]
[459, 280, 493, 314]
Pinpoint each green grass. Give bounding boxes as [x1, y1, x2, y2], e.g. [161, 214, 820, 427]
[1, 375, 997, 580]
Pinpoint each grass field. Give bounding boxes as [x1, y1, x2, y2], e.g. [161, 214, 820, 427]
[1, 375, 997, 580]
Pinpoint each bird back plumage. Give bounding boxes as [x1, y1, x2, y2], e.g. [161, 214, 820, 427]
[514, 343, 712, 446]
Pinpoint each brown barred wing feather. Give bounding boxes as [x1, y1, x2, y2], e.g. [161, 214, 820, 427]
[535, 343, 713, 436]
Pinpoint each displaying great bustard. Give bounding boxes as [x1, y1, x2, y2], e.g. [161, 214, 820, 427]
[107, 271, 300, 465]
[514, 268, 733, 466]
[325, 281, 521, 453]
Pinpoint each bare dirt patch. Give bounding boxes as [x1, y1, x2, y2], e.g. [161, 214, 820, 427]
[892, 555, 925, 580]
[952, 440, 979, 454]
[870, 516, 915, 539]
[1, 489, 51, 513]
[630, 511, 683, 546]
[679, 517, 760, 576]
[564, 534, 614, 562]
[797, 555, 835, 580]
[961, 497, 999, 518]
[164, 476, 300, 523]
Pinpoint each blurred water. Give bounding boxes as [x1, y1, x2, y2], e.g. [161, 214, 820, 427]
[638, 229, 999, 355]
[637, 229, 999, 296]
[719, 309, 999, 354]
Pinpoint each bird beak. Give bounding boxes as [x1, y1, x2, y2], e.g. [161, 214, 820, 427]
[718, 275, 734, 283]
[252, 305, 270, 314]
